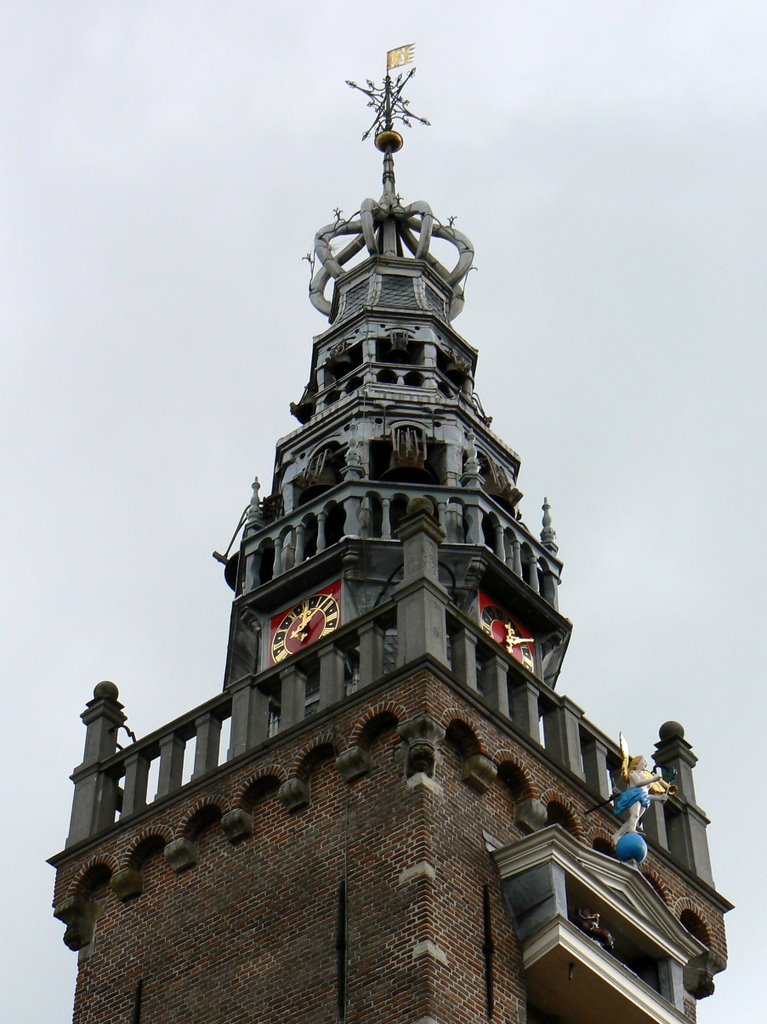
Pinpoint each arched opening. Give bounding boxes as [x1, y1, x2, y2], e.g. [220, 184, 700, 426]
[380, 426, 436, 485]
[479, 450, 522, 513]
[302, 515, 318, 559]
[546, 800, 578, 837]
[481, 514, 496, 551]
[498, 761, 533, 803]
[326, 341, 363, 379]
[297, 444, 342, 506]
[324, 503, 346, 547]
[445, 720, 481, 758]
[366, 492, 384, 537]
[259, 543, 275, 585]
[680, 910, 711, 947]
[593, 836, 614, 857]
[377, 329, 414, 364]
[388, 495, 410, 536]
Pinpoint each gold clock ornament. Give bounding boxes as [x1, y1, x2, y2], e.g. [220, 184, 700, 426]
[478, 591, 536, 674]
[269, 584, 341, 665]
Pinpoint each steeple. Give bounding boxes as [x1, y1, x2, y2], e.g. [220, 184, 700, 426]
[221, 59, 569, 698]
[50, 58, 730, 1024]
[309, 58, 472, 322]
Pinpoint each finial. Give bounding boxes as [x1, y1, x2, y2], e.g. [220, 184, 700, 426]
[246, 477, 264, 526]
[93, 680, 119, 701]
[540, 497, 558, 554]
[346, 44, 430, 154]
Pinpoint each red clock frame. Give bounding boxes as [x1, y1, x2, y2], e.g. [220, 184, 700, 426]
[478, 590, 537, 674]
[269, 581, 342, 665]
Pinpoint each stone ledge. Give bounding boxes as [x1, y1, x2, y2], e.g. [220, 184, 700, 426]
[278, 777, 310, 811]
[412, 940, 448, 966]
[406, 772, 443, 795]
[336, 746, 372, 782]
[164, 838, 199, 873]
[221, 808, 254, 844]
[399, 861, 437, 885]
[462, 753, 497, 792]
[109, 867, 143, 901]
[516, 797, 547, 832]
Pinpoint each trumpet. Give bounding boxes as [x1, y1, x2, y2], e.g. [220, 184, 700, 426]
[649, 766, 678, 797]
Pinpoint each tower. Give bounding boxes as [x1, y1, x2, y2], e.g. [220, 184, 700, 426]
[50, 61, 730, 1024]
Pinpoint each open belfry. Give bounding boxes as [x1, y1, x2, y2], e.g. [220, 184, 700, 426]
[50, 51, 730, 1024]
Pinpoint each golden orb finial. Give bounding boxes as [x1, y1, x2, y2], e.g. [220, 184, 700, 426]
[375, 130, 404, 153]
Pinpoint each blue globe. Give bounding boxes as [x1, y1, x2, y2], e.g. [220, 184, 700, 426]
[615, 833, 648, 864]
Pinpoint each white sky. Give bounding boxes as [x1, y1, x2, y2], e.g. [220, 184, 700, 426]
[2, 3, 765, 1021]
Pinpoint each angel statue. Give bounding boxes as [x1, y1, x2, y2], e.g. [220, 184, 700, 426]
[611, 733, 676, 843]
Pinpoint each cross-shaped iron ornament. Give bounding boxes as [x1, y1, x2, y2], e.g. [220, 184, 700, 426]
[346, 56, 430, 144]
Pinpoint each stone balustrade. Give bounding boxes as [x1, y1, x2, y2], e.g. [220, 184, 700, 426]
[66, 506, 711, 887]
[241, 479, 561, 608]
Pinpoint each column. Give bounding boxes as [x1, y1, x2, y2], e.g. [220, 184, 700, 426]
[581, 736, 611, 801]
[280, 666, 306, 730]
[67, 681, 126, 846]
[394, 501, 449, 667]
[510, 680, 541, 744]
[294, 522, 305, 564]
[228, 678, 270, 758]
[542, 697, 584, 778]
[319, 647, 346, 708]
[122, 750, 150, 817]
[192, 712, 222, 780]
[381, 496, 392, 539]
[359, 622, 384, 686]
[450, 628, 478, 692]
[156, 733, 185, 798]
[480, 655, 510, 717]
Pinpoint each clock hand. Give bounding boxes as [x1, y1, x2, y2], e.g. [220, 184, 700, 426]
[504, 624, 534, 647]
[295, 605, 314, 632]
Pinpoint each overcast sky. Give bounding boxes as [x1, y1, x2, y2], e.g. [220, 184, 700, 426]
[2, 3, 765, 1021]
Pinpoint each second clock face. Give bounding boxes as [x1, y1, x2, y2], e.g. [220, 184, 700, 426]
[479, 591, 536, 674]
[270, 583, 341, 665]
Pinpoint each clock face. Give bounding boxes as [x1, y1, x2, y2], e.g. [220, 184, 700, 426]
[269, 583, 341, 665]
[478, 591, 536, 674]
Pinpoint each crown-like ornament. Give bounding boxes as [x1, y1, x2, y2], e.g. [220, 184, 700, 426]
[308, 47, 474, 322]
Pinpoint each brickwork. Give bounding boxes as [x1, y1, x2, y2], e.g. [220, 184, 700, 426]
[52, 666, 727, 1023]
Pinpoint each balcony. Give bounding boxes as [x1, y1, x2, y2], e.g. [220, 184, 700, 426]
[493, 827, 707, 1023]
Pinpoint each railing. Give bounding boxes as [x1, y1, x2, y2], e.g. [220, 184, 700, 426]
[66, 605, 397, 846]
[66, 509, 711, 885]
[241, 479, 561, 608]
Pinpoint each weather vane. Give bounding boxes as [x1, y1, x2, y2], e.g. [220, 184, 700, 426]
[346, 44, 430, 152]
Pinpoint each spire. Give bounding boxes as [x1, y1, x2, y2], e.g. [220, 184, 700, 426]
[346, 44, 430, 154]
[309, 49, 474, 322]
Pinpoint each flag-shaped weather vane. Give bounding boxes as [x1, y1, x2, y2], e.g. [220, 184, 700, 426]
[346, 44, 430, 153]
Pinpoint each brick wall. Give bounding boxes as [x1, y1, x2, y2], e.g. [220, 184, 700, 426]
[52, 667, 726, 1023]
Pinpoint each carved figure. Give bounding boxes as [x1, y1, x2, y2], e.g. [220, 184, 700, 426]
[612, 733, 672, 843]
[572, 907, 615, 953]
[346, 419, 363, 469]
